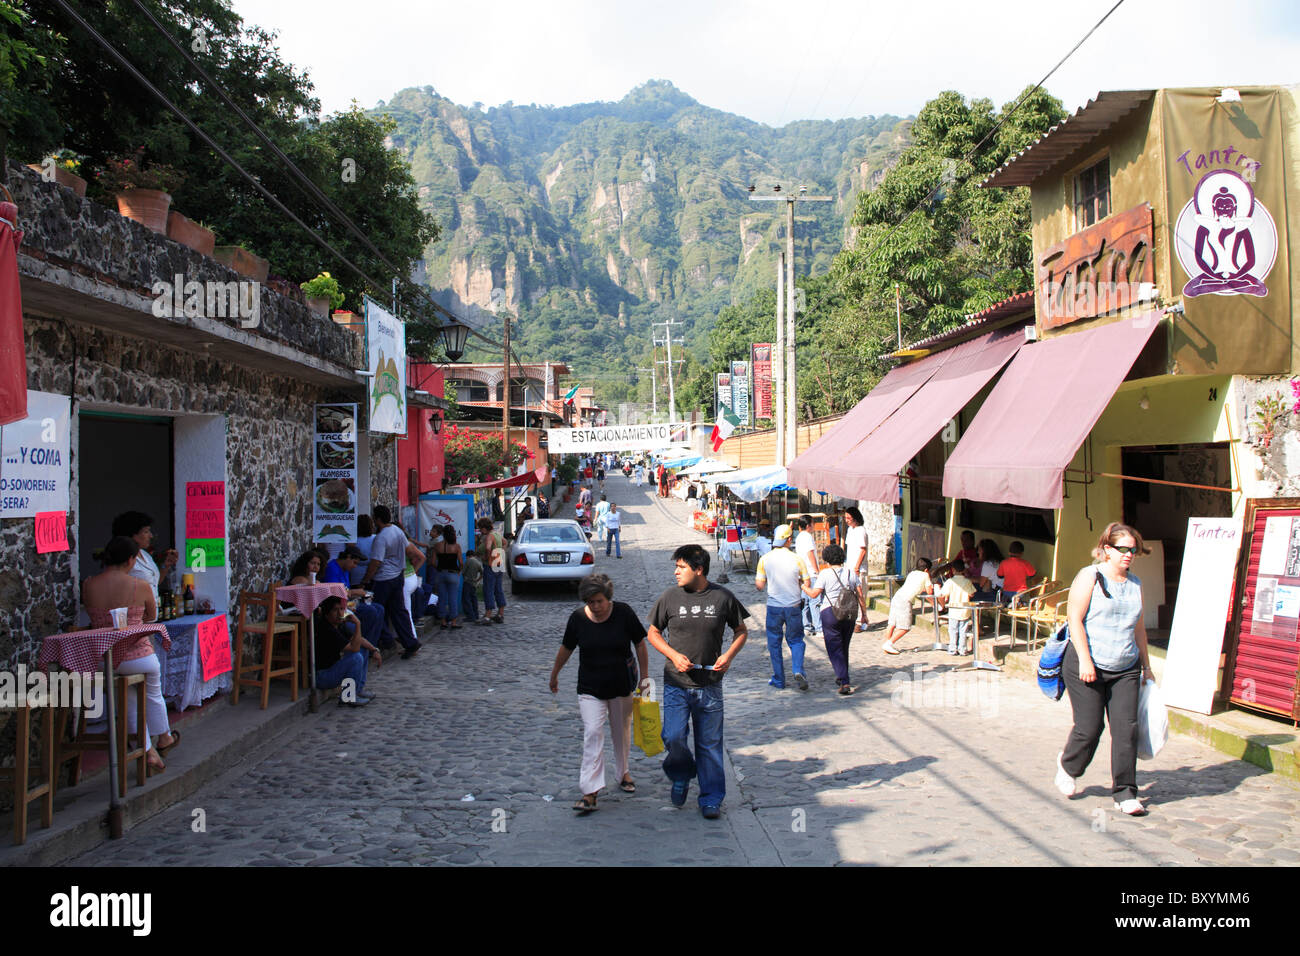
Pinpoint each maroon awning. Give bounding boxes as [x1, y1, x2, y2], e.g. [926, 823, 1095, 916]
[814, 327, 1026, 502]
[942, 315, 1163, 509]
[0, 197, 26, 426]
[786, 346, 952, 491]
[453, 466, 549, 491]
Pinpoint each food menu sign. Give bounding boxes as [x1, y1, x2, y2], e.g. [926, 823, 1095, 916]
[314, 403, 358, 543]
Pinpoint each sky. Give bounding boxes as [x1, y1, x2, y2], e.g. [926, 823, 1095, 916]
[229, 0, 1300, 125]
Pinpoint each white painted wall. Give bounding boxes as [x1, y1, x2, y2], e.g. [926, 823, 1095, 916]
[173, 414, 229, 614]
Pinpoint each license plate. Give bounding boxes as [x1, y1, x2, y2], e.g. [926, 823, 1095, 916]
[542, 553, 568, 564]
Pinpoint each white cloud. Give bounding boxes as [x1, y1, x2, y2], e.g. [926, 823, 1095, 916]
[230, 0, 1300, 123]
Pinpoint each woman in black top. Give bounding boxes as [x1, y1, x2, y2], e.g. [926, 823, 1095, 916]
[549, 573, 650, 813]
[430, 525, 464, 629]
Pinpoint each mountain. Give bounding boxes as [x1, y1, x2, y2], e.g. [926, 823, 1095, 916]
[376, 80, 911, 404]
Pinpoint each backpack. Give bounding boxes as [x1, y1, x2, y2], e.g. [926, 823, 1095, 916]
[828, 569, 859, 622]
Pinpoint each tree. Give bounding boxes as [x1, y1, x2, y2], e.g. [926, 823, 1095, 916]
[833, 87, 1065, 348]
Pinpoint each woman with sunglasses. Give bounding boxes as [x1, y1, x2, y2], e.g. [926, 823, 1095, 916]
[1054, 522, 1155, 816]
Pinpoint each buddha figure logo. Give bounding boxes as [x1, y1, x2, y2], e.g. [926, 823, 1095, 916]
[1174, 170, 1277, 298]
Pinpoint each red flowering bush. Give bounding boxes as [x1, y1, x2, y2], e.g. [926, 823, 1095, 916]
[96, 151, 186, 193]
[443, 424, 533, 485]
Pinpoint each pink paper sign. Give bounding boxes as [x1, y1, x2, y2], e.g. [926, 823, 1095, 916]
[197, 614, 232, 682]
[35, 511, 69, 553]
[186, 509, 225, 539]
[186, 481, 226, 512]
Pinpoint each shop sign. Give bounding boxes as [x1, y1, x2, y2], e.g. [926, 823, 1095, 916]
[197, 614, 232, 682]
[314, 403, 358, 543]
[185, 481, 226, 569]
[1036, 204, 1155, 330]
[547, 422, 691, 454]
[715, 372, 731, 422]
[1173, 169, 1277, 298]
[731, 361, 750, 427]
[0, 389, 70, 518]
[752, 344, 773, 420]
[366, 299, 406, 435]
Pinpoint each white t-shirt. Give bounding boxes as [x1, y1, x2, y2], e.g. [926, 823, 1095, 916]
[980, 560, 1003, 590]
[605, 510, 621, 530]
[845, 526, 868, 573]
[895, 569, 931, 604]
[795, 531, 819, 575]
[129, 549, 162, 604]
[940, 574, 976, 621]
[814, 566, 859, 613]
[755, 547, 805, 608]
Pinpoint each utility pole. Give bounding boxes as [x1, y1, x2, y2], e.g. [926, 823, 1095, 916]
[636, 366, 657, 419]
[501, 311, 511, 451]
[653, 319, 685, 422]
[774, 254, 785, 467]
[749, 183, 832, 463]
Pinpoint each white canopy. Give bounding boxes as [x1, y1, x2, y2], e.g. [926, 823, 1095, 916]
[676, 459, 737, 479]
[700, 464, 790, 501]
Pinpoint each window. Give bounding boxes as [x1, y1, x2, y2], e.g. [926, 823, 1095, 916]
[1074, 156, 1110, 228]
[522, 524, 582, 544]
[958, 500, 1056, 544]
[447, 378, 489, 403]
[909, 434, 947, 528]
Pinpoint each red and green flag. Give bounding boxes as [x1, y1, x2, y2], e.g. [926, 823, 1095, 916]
[711, 404, 741, 452]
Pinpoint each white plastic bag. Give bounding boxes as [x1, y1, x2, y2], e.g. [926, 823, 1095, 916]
[1137, 678, 1168, 760]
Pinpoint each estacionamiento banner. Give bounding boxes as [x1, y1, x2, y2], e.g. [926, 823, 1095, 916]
[547, 422, 692, 453]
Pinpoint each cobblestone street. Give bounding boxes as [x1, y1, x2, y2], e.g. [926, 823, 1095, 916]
[69, 477, 1300, 867]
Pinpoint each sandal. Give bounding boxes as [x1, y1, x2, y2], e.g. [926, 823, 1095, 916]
[572, 795, 598, 813]
[619, 776, 636, 793]
[146, 754, 166, 777]
[156, 729, 181, 755]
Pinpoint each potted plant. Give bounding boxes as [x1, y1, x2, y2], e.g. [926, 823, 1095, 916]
[28, 150, 87, 197]
[212, 245, 270, 283]
[96, 151, 186, 233]
[300, 271, 344, 318]
[165, 211, 215, 255]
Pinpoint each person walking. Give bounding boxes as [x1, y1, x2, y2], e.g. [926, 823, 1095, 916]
[604, 502, 623, 558]
[476, 517, 508, 625]
[844, 506, 870, 632]
[881, 558, 934, 654]
[754, 524, 808, 690]
[1055, 522, 1154, 816]
[548, 574, 650, 813]
[645, 545, 748, 819]
[594, 493, 611, 542]
[794, 518, 822, 639]
[803, 544, 862, 694]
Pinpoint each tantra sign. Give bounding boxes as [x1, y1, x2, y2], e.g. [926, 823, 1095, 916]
[1036, 204, 1155, 329]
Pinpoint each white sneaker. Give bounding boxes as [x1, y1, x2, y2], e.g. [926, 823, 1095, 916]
[881, 640, 900, 655]
[1114, 799, 1148, 816]
[1054, 752, 1078, 796]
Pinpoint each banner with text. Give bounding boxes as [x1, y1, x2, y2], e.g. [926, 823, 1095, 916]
[730, 360, 750, 427]
[752, 344, 772, 420]
[366, 298, 407, 434]
[0, 389, 71, 518]
[547, 422, 692, 454]
[715, 373, 731, 423]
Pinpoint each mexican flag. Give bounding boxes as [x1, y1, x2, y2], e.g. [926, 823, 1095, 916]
[711, 404, 741, 452]
[563, 385, 580, 406]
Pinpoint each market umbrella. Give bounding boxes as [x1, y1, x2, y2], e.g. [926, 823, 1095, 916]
[0, 186, 26, 426]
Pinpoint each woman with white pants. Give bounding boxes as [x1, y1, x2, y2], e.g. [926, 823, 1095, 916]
[548, 574, 650, 813]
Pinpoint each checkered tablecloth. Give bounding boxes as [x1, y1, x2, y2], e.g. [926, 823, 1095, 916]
[275, 582, 347, 618]
[38, 623, 172, 673]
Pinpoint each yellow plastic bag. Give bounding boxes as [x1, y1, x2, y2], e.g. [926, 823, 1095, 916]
[633, 680, 663, 756]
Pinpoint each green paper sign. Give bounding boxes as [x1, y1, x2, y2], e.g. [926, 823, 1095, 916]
[186, 538, 226, 570]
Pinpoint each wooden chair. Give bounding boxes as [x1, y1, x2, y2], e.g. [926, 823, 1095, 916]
[230, 590, 299, 709]
[273, 614, 311, 690]
[52, 672, 149, 801]
[1, 698, 58, 844]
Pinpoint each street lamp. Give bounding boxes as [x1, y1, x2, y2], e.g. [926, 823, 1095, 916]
[438, 319, 470, 362]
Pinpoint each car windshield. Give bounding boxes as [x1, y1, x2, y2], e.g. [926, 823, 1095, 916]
[522, 525, 583, 544]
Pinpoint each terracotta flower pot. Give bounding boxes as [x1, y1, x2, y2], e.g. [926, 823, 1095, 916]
[307, 296, 332, 318]
[165, 210, 216, 256]
[116, 188, 172, 233]
[28, 164, 88, 197]
[212, 245, 270, 283]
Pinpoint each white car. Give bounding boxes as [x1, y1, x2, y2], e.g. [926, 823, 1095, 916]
[507, 519, 596, 593]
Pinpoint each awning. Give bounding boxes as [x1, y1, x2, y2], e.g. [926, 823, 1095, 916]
[793, 328, 1026, 502]
[786, 344, 955, 491]
[943, 315, 1163, 509]
[703, 464, 790, 501]
[677, 459, 735, 479]
[453, 466, 549, 491]
[660, 454, 703, 469]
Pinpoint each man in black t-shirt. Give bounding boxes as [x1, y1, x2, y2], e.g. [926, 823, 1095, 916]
[646, 544, 748, 818]
[314, 596, 382, 706]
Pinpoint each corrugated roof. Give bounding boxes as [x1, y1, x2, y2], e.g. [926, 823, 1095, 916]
[891, 290, 1034, 356]
[982, 90, 1155, 188]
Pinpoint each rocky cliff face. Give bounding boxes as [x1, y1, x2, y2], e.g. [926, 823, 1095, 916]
[377, 81, 909, 370]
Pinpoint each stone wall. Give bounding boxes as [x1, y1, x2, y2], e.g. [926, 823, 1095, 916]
[1239, 375, 1300, 497]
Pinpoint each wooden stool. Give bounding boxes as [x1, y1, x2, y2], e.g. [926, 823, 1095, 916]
[230, 590, 299, 709]
[52, 672, 150, 801]
[1, 699, 58, 845]
[273, 613, 310, 690]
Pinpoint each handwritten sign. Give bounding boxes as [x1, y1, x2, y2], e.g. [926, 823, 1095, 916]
[1162, 517, 1244, 714]
[186, 510, 225, 539]
[35, 510, 69, 553]
[1, 390, 71, 518]
[197, 614, 232, 682]
[186, 481, 226, 511]
[186, 537, 226, 569]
